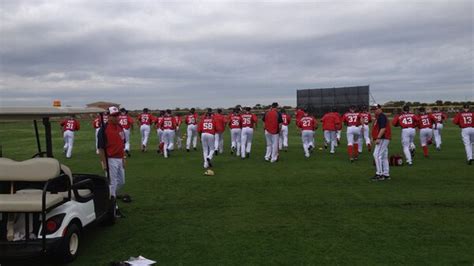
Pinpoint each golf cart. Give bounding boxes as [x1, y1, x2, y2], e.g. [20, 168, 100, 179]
[0, 107, 116, 263]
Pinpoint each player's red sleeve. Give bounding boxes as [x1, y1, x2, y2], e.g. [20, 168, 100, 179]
[60, 120, 65, 126]
[392, 115, 399, 126]
[452, 113, 460, 125]
[197, 121, 203, 133]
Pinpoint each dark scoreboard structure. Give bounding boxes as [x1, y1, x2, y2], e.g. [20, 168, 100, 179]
[296, 85, 370, 116]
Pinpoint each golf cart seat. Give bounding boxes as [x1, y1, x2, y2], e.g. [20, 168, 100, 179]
[0, 158, 70, 212]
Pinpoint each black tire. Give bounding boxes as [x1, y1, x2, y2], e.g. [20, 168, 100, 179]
[101, 197, 116, 226]
[56, 223, 81, 263]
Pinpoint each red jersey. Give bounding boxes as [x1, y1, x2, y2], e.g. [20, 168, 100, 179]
[392, 113, 418, 128]
[154, 116, 164, 129]
[198, 117, 217, 134]
[228, 113, 242, 129]
[453, 112, 474, 128]
[174, 116, 182, 128]
[372, 113, 391, 140]
[321, 112, 341, 131]
[162, 116, 176, 130]
[431, 111, 447, 123]
[281, 113, 291, 126]
[297, 115, 317, 130]
[213, 113, 226, 133]
[185, 113, 198, 125]
[118, 115, 134, 130]
[342, 112, 361, 127]
[138, 113, 153, 126]
[241, 113, 258, 128]
[295, 109, 305, 123]
[98, 123, 124, 158]
[417, 114, 436, 129]
[359, 112, 372, 125]
[61, 119, 80, 131]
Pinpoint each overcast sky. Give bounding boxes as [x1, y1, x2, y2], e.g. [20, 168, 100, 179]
[0, 0, 472, 109]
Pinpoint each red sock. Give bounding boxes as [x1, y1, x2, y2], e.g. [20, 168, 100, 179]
[347, 145, 353, 158]
[354, 144, 359, 157]
[423, 146, 428, 157]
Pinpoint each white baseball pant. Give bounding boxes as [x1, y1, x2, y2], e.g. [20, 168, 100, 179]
[324, 130, 337, 153]
[241, 127, 254, 158]
[301, 130, 315, 157]
[264, 130, 279, 162]
[63, 130, 74, 158]
[95, 128, 100, 154]
[461, 127, 474, 160]
[107, 158, 125, 198]
[201, 133, 215, 168]
[186, 124, 198, 149]
[175, 129, 182, 149]
[419, 128, 433, 147]
[231, 128, 242, 156]
[373, 139, 390, 176]
[346, 126, 361, 146]
[157, 129, 164, 143]
[123, 128, 131, 151]
[214, 132, 224, 153]
[140, 125, 150, 147]
[162, 129, 175, 158]
[401, 127, 416, 164]
[433, 123, 443, 148]
[279, 125, 289, 150]
[358, 124, 371, 153]
[336, 130, 341, 146]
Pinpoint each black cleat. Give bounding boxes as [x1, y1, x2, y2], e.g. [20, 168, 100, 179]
[115, 208, 125, 218]
[350, 158, 354, 163]
[187, 149, 190, 152]
[125, 150, 131, 157]
[468, 159, 473, 165]
[214, 151, 219, 156]
[371, 175, 381, 181]
[383, 175, 391, 180]
[246, 153, 250, 158]
[207, 158, 213, 168]
[194, 147, 197, 151]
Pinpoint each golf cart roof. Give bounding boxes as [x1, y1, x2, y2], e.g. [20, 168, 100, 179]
[0, 107, 105, 120]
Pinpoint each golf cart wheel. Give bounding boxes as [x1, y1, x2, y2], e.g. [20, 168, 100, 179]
[56, 223, 81, 263]
[102, 196, 117, 226]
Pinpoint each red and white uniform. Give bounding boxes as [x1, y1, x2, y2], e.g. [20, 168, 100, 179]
[213, 113, 226, 154]
[392, 112, 418, 164]
[279, 113, 291, 150]
[119, 114, 134, 152]
[298, 115, 317, 157]
[60, 119, 80, 158]
[431, 111, 447, 149]
[138, 113, 154, 148]
[154, 116, 165, 147]
[162, 116, 177, 158]
[227, 113, 242, 156]
[240, 113, 258, 158]
[198, 117, 217, 168]
[418, 114, 436, 152]
[185, 113, 198, 150]
[321, 112, 341, 153]
[358, 112, 372, 152]
[453, 111, 474, 161]
[342, 112, 361, 159]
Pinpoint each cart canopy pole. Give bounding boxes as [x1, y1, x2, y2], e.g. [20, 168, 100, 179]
[34, 120, 43, 156]
[43, 117, 53, 158]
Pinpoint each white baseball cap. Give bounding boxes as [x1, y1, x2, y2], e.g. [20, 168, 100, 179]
[108, 106, 119, 116]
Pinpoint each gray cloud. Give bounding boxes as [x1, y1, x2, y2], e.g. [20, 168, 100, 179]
[0, 0, 472, 109]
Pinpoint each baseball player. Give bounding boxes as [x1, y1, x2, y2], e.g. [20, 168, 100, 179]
[321, 107, 342, 154]
[98, 106, 126, 217]
[392, 105, 418, 166]
[417, 107, 437, 158]
[174, 114, 183, 150]
[279, 108, 291, 151]
[297, 109, 317, 158]
[185, 108, 199, 152]
[371, 104, 392, 181]
[137, 108, 154, 152]
[228, 108, 242, 156]
[295, 107, 305, 124]
[198, 108, 217, 168]
[92, 113, 107, 154]
[60, 115, 80, 159]
[431, 107, 448, 150]
[263, 102, 283, 163]
[213, 109, 226, 155]
[358, 105, 372, 152]
[240, 107, 258, 159]
[453, 104, 474, 164]
[161, 109, 177, 158]
[154, 110, 165, 154]
[342, 105, 361, 162]
[119, 108, 134, 157]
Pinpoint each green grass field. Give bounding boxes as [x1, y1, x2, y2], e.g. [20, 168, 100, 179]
[1, 120, 473, 265]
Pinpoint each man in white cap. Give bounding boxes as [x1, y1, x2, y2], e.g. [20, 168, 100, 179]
[98, 106, 126, 217]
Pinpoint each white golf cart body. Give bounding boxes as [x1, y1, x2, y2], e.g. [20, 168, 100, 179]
[0, 107, 114, 263]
